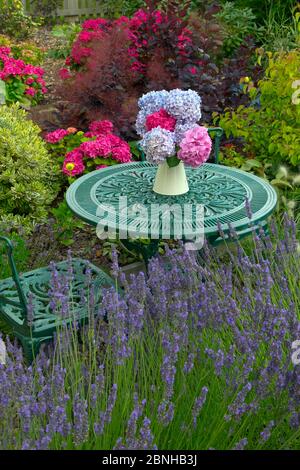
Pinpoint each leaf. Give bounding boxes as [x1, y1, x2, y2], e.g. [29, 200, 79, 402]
[271, 179, 293, 189]
[167, 156, 181, 167]
[241, 159, 262, 171]
[0, 80, 6, 104]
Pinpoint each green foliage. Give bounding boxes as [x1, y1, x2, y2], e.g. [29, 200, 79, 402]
[0, 105, 61, 232]
[222, 0, 297, 24]
[0, 233, 29, 280]
[215, 1, 258, 56]
[0, 34, 45, 65]
[0, 81, 5, 104]
[48, 23, 82, 59]
[257, 3, 300, 52]
[215, 50, 300, 168]
[51, 199, 85, 246]
[96, 0, 145, 18]
[29, 0, 63, 17]
[0, 0, 38, 40]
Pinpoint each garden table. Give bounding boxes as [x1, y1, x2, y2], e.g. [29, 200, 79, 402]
[66, 162, 277, 262]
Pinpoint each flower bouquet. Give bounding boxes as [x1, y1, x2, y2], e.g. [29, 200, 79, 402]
[136, 89, 212, 195]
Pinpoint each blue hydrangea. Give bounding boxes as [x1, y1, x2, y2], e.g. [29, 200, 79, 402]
[135, 109, 148, 137]
[165, 89, 202, 122]
[174, 121, 197, 143]
[138, 90, 169, 114]
[140, 127, 175, 164]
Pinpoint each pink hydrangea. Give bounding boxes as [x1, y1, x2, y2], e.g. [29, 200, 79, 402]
[25, 77, 34, 85]
[59, 68, 72, 80]
[0, 48, 46, 101]
[71, 45, 92, 64]
[82, 18, 108, 30]
[0, 46, 11, 58]
[25, 87, 36, 96]
[146, 109, 177, 132]
[78, 30, 93, 42]
[45, 129, 69, 144]
[63, 151, 85, 176]
[79, 137, 112, 158]
[178, 126, 212, 167]
[114, 16, 130, 26]
[111, 142, 132, 163]
[88, 120, 114, 136]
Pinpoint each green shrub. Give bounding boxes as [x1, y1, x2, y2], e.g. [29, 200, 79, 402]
[0, 105, 61, 232]
[215, 50, 300, 168]
[0, 0, 38, 40]
[48, 23, 82, 60]
[221, 0, 297, 24]
[215, 1, 258, 56]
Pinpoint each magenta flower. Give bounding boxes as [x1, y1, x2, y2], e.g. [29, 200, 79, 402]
[80, 138, 111, 158]
[59, 68, 71, 80]
[178, 125, 212, 167]
[111, 143, 132, 163]
[63, 150, 85, 176]
[88, 120, 114, 136]
[25, 87, 36, 96]
[82, 18, 108, 30]
[146, 109, 176, 132]
[78, 30, 93, 42]
[45, 129, 69, 144]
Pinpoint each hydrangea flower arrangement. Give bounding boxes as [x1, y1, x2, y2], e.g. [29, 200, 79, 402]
[137, 89, 212, 168]
[45, 120, 132, 180]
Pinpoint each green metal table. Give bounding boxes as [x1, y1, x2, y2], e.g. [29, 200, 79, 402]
[66, 162, 277, 261]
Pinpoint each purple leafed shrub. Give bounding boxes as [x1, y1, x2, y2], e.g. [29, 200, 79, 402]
[0, 216, 300, 450]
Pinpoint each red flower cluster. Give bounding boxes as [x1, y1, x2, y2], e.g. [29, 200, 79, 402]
[146, 109, 176, 132]
[60, 8, 196, 79]
[0, 46, 47, 103]
[45, 120, 132, 177]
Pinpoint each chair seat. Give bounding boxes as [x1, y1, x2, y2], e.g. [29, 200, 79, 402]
[0, 258, 114, 337]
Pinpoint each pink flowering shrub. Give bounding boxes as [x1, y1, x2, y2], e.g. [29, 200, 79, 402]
[45, 120, 132, 180]
[55, 1, 216, 137]
[178, 126, 212, 167]
[53, 1, 260, 139]
[60, 6, 196, 79]
[0, 46, 47, 105]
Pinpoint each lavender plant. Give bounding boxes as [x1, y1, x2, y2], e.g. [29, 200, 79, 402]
[0, 216, 299, 450]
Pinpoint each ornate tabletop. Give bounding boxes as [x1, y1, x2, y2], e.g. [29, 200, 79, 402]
[66, 162, 277, 243]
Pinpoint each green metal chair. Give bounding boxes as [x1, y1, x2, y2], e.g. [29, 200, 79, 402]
[206, 127, 223, 164]
[0, 236, 114, 362]
[139, 127, 224, 164]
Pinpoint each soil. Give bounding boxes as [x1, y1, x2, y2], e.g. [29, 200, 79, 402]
[31, 26, 65, 105]
[25, 219, 141, 274]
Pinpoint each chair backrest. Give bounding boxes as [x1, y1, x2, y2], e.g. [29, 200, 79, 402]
[138, 127, 223, 164]
[207, 127, 223, 164]
[0, 236, 28, 317]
